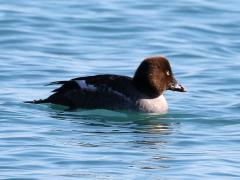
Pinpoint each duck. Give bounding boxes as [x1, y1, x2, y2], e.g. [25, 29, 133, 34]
[25, 56, 186, 113]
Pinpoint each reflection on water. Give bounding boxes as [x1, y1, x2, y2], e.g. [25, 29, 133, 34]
[49, 109, 175, 134]
[40, 109, 176, 173]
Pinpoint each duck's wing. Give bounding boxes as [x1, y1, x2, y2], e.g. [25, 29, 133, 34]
[42, 74, 137, 110]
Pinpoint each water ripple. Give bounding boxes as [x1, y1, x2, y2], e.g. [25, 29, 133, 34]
[1, 0, 240, 179]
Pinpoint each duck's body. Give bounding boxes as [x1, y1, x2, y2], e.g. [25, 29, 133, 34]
[26, 56, 186, 113]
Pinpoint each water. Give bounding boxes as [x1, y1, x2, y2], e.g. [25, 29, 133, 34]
[0, 0, 240, 179]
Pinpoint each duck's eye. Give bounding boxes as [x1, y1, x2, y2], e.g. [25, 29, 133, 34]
[166, 71, 170, 76]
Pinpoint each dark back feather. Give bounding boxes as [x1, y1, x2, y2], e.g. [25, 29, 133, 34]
[45, 74, 140, 110]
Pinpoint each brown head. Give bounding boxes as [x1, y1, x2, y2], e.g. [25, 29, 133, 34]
[133, 56, 186, 98]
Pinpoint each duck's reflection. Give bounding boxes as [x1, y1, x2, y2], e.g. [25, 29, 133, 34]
[48, 107, 178, 136]
[45, 108, 179, 170]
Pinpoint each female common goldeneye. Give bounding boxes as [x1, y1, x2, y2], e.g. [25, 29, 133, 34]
[25, 56, 186, 113]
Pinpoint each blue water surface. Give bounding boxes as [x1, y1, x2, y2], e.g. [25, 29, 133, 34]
[0, 0, 240, 179]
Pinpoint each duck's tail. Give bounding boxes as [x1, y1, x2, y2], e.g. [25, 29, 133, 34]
[24, 99, 49, 104]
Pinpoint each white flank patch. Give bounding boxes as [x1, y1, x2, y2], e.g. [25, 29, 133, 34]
[75, 80, 132, 102]
[75, 80, 97, 91]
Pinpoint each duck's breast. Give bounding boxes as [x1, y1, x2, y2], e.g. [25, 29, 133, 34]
[136, 95, 168, 113]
